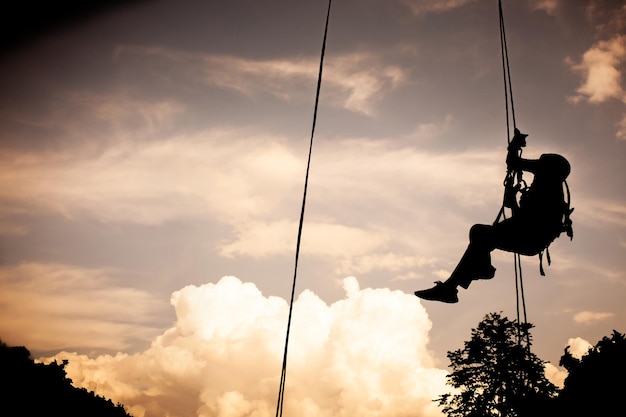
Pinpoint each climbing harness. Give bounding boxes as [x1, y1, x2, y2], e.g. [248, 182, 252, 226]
[275, 1, 333, 417]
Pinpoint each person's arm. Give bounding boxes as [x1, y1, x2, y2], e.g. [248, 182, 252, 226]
[506, 135, 540, 174]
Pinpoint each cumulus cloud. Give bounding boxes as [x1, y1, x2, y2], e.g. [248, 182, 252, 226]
[0, 263, 163, 352]
[544, 363, 567, 388]
[573, 310, 615, 324]
[43, 276, 449, 417]
[565, 336, 593, 358]
[545, 335, 594, 388]
[115, 46, 406, 116]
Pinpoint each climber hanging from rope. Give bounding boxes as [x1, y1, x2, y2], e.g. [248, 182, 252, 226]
[415, 128, 573, 303]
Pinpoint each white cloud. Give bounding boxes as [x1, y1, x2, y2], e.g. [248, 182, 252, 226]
[567, 34, 626, 104]
[42, 276, 449, 417]
[211, 137, 502, 268]
[0, 124, 502, 269]
[400, 0, 477, 16]
[617, 114, 626, 140]
[566, 336, 593, 358]
[0, 219, 29, 236]
[337, 252, 436, 276]
[323, 53, 407, 115]
[571, 197, 626, 227]
[544, 362, 567, 388]
[115, 46, 407, 116]
[0, 128, 303, 226]
[432, 269, 451, 280]
[573, 310, 615, 324]
[0, 263, 163, 352]
[218, 219, 390, 260]
[530, 0, 560, 16]
[544, 335, 595, 388]
[591, 200, 626, 226]
[4, 90, 185, 147]
[567, 2, 626, 140]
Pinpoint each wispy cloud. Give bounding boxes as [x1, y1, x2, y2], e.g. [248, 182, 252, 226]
[618, 114, 626, 140]
[530, 0, 560, 16]
[0, 128, 304, 226]
[115, 46, 407, 116]
[0, 263, 163, 352]
[42, 276, 449, 417]
[0, 90, 185, 148]
[218, 219, 390, 260]
[573, 310, 615, 324]
[579, 198, 626, 227]
[0, 119, 502, 277]
[337, 252, 436, 277]
[400, 0, 477, 16]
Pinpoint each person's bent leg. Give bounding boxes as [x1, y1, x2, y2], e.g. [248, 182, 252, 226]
[415, 224, 495, 303]
[448, 224, 497, 289]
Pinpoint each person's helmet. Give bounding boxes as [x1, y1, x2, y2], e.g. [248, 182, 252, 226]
[539, 153, 570, 180]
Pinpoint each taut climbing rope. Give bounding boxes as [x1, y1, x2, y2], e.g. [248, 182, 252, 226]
[275, 1, 333, 416]
[496, 0, 530, 346]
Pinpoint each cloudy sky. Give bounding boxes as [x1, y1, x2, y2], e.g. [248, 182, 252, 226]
[0, 0, 625, 416]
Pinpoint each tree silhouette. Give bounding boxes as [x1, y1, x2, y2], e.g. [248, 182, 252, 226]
[436, 312, 558, 417]
[543, 330, 626, 415]
[0, 339, 132, 417]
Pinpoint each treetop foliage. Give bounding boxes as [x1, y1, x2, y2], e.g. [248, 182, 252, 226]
[437, 312, 557, 417]
[436, 313, 626, 417]
[0, 339, 132, 417]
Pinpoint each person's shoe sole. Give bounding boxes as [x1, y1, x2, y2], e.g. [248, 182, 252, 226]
[414, 289, 459, 303]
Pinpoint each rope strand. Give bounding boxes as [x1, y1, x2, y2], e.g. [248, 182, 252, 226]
[498, 0, 529, 346]
[275, 1, 333, 416]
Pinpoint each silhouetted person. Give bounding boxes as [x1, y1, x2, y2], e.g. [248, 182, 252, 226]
[415, 128, 572, 303]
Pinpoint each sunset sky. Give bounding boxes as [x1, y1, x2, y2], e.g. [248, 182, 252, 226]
[0, 0, 625, 416]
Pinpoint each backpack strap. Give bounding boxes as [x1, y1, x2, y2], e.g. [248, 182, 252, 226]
[562, 179, 574, 240]
[538, 247, 551, 277]
[539, 179, 573, 276]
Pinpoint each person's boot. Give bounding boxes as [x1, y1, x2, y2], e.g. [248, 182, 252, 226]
[414, 281, 458, 303]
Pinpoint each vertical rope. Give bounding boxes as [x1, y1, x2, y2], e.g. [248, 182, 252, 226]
[498, 0, 529, 347]
[275, 1, 332, 416]
[499, 0, 516, 136]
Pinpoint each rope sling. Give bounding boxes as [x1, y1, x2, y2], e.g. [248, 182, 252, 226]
[274, 1, 333, 416]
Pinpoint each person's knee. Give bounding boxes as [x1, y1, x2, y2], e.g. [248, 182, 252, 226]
[470, 224, 495, 251]
[470, 224, 489, 239]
